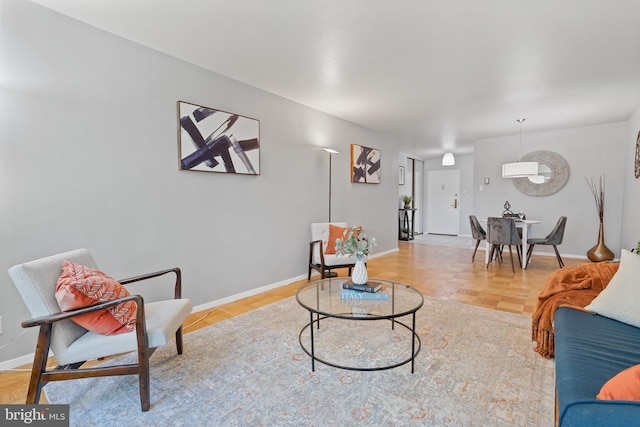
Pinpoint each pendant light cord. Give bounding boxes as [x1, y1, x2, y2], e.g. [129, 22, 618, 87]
[517, 118, 526, 161]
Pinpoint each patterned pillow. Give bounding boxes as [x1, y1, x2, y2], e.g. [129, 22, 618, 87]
[55, 261, 137, 335]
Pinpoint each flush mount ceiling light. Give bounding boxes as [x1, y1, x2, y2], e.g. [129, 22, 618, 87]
[502, 118, 539, 178]
[442, 152, 455, 166]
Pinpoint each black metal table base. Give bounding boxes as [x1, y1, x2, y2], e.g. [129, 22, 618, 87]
[298, 312, 421, 373]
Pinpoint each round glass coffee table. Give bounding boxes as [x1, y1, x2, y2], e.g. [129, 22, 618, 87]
[296, 277, 423, 372]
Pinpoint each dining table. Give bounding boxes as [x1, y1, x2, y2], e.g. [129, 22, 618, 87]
[481, 219, 541, 269]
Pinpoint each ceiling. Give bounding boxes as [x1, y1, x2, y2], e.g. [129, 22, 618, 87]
[30, 0, 640, 159]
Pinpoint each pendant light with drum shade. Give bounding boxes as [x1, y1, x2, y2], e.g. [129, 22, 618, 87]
[502, 118, 539, 178]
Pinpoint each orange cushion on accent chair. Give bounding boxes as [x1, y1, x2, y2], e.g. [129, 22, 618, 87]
[325, 224, 363, 254]
[55, 261, 137, 335]
[324, 224, 348, 254]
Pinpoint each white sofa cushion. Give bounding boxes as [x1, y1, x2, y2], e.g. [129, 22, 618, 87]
[585, 250, 640, 328]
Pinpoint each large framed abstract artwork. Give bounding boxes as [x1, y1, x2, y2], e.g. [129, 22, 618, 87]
[178, 101, 260, 175]
[350, 144, 381, 184]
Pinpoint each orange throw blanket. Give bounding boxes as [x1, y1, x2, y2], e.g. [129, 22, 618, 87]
[531, 262, 619, 358]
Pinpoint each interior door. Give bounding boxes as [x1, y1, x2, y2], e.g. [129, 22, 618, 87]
[426, 169, 460, 235]
[413, 159, 424, 233]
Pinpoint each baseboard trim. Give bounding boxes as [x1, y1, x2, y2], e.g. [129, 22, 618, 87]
[1, 249, 401, 370]
[191, 247, 398, 313]
[0, 352, 41, 372]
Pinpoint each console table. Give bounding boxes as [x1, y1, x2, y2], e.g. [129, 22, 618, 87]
[398, 208, 417, 240]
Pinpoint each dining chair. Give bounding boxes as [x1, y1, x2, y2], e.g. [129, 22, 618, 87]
[486, 217, 522, 273]
[526, 216, 567, 268]
[469, 215, 486, 262]
[502, 213, 526, 220]
[502, 213, 525, 238]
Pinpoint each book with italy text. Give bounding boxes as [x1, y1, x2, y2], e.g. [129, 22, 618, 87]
[340, 296, 388, 306]
[342, 280, 382, 293]
[340, 288, 389, 300]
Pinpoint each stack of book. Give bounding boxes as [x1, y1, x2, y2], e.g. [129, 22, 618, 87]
[340, 280, 389, 300]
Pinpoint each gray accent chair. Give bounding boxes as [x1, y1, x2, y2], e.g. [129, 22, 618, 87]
[526, 216, 567, 268]
[486, 217, 522, 273]
[469, 215, 486, 262]
[8, 248, 192, 411]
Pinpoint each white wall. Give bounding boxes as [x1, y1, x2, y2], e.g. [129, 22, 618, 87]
[621, 106, 640, 251]
[0, 0, 400, 363]
[473, 122, 627, 258]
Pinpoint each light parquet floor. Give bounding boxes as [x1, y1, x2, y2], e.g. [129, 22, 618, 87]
[0, 241, 583, 405]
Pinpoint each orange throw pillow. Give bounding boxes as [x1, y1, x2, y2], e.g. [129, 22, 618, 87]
[325, 225, 363, 254]
[324, 224, 347, 254]
[597, 364, 640, 401]
[55, 261, 137, 335]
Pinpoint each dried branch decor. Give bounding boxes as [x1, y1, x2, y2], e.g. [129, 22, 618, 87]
[585, 175, 605, 223]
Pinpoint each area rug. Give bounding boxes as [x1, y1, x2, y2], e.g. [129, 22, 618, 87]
[45, 296, 554, 426]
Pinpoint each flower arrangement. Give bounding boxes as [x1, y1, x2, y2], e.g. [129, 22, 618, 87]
[335, 226, 376, 260]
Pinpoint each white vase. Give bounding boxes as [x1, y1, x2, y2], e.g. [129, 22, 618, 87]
[351, 257, 368, 285]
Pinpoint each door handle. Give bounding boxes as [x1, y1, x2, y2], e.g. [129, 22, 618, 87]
[452, 199, 458, 209]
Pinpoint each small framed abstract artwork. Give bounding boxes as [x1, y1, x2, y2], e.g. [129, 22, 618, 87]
[399, 166, 405, 185]
[178, 101, 260, 175]
[351, 144, 381, 184]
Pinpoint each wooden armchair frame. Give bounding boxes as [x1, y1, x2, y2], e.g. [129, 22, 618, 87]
[308, 240, 354, 279]
[21, 267, 184, 412]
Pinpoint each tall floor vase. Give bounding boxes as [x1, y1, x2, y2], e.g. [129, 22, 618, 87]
[587, 222, 614, 262]
[351, 257, 368, 285]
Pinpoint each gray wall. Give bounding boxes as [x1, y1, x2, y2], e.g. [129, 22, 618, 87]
[0, 0, 400, 364]
[473, 122, 627, 259]
[621, 106, 640, 251]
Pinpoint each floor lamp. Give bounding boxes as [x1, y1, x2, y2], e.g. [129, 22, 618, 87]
[322, 148, 339, 222]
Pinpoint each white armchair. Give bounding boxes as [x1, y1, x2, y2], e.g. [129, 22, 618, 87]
[8, 248, 192, 411]
[308, 222, 361, 279]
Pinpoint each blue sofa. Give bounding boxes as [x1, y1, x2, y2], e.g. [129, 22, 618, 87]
[554, 307, 640, 426]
